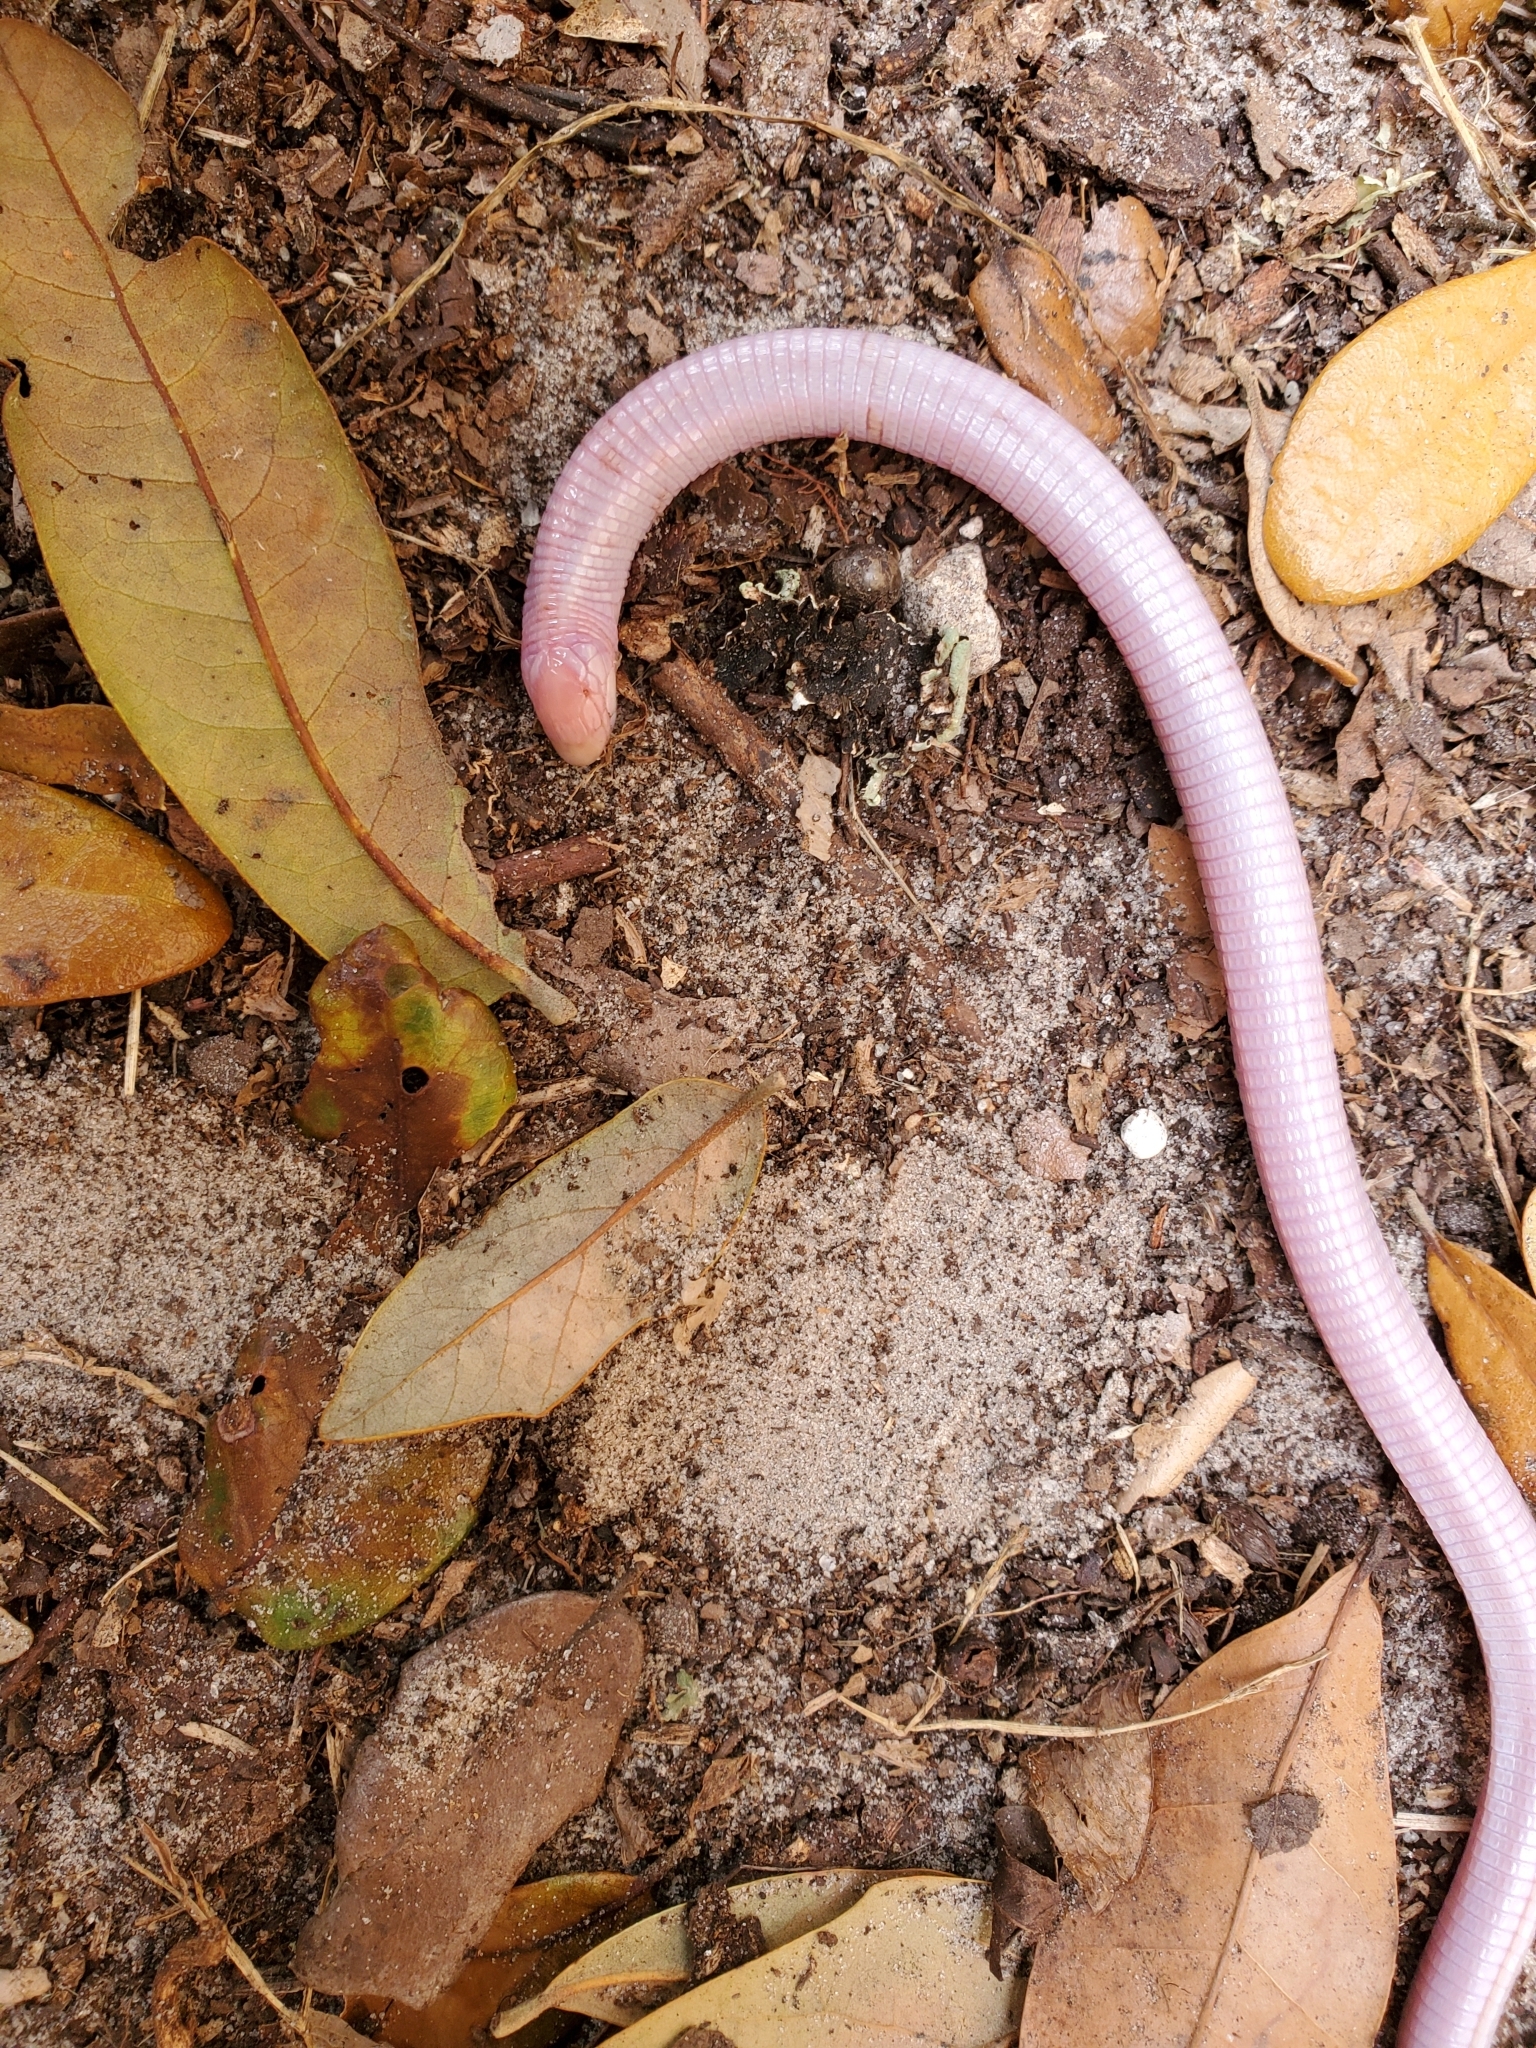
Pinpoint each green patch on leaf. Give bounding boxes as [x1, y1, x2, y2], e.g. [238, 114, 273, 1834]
[296, 924, 517, 1217]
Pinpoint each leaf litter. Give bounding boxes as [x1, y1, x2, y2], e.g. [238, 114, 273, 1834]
[3, 0, 1536, 2031]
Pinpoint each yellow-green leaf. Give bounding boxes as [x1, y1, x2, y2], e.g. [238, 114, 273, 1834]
[296, 925, 517, 1220]
[1427, 1233, 1536, 1507]
[0, 20, 568, 1021]
[321, 1079, 771, 1442]
[0, 769, 228, 1002]
[1264, 255, 1536, 603]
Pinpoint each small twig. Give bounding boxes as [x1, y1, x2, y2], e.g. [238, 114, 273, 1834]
[840, 773, 947, 944]
[0, 1443, 108, 1535]
[0, 1333, 197, 1420]
[490, 832, 620, 898]
[123, 988, 143, 1100]
[1460, 915, 1522, 1232]
[948, 1524, 1032, 1640]
[137, 11, 182, 127]
[807, 1652, 1327, 1741]
[132, 1827, 309, 2037]
[265, 0, 337, 75]
[1395, 17, 1536, 236]
[101, 1541, 180, 1607]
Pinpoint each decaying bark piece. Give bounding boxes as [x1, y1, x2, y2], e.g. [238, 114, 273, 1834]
[1115, 1360, 1256, 1513]
[490, 832, 617, 898]
[1025, 34, 1227, 218]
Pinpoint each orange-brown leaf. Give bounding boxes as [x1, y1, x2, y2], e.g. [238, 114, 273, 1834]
[1146, 823, 1210, 938]
[0, 769, 228, 1002]
[1427, 1234, 1536, 1506]
[1020, 1564, 1397, 2047]
[1379, 0, 1500, 51]
[0, 701, 164, 809]
[1078, 197, 1165, 361]
[970, 244, 1119, 449]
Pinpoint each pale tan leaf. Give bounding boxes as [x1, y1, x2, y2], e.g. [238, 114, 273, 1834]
[293, 1592, 643, 2009]
[502, 1875, 1019, 2043]
[560, 0, 707, 94]
[1146, 824, 1210, 938]
[0, 21, 566, 1019]
[493, 1869, 889, 2033]
[1078, 197, 1165, 360]
[1020, 1564, 1397, 2047]
[1115, 1360, 1256, 1512]
[321, 1081, 770, 1440]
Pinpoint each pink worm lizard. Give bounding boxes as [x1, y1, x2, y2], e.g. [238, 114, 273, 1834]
[520, 326, 1536, 2044]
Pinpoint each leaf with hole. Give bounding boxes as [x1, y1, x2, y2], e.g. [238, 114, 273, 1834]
[293, 1592, 644, 2008]
[0, 20, 568, 1019]
[1019, 1562, 1397, 2046]
[505, 1874, 1020, 2045]
[1426, 1228, 1536, 1508]
[321, 1078, 771, 1441]
[178, 1319, 493, 1651]
[295, 925, 518, 1221]
[0, 769, 228, 1003]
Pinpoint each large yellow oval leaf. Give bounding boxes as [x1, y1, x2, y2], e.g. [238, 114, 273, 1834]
[0, 21, 566, 1020]
[321, 1079, 771, 1441]
[1265, 255, 1536, 603]
[0, 769, 229, 1002]
[1427, 1235, 1536, 1507]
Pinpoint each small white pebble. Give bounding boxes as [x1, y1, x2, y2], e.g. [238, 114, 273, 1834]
[958, 515, 984, 539]
[818, 1552, 837, 1576]
[1120, 1108, 1169, 1160]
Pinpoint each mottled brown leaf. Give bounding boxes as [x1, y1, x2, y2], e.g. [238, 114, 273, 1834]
[0, 702, 163, 808]
[293, 1592, 644, 2009]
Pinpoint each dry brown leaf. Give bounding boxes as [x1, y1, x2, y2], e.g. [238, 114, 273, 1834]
[1016, 1109, 1091, 1183]
[1166, 946, 1227, 1039]
[1078, 197, 1166, 361]
[0, 21, 565, 1019]
[1265, 256, 1536, 603]
[970, 245, 1119, 449]
[293, 1592, 643, 2009]
[1067, 1069, 1109, 1137]
[1021, 1561, 1395, 2044]
[990, 1808, 1063, 1971]
[1115, 1360, 1257, 1512]
[1023, 1672, 1150, 1910]
[321, 1080, 771, 1440]
[151, 1931, 226, 2048]
[0, 702, 163, 809]
[1231, 361, 1380, 686]
[631, 149, 738, 267]
[988, 865, 1053, 913]
[796, 748, 841, 861]
[504, 1874, 1018, 2044]
[560, 0, 707, 95]
[1426, 1230, 1536, 1506]
[1461, 473, 1536, 588]
[494, 1869, 892, 2033]
[342, 1872, 644, 2048]
[0, 771, 229, 1003]
[1146, 824, 1210, 938]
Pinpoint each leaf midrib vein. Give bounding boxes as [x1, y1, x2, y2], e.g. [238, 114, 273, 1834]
[0, 43, 510, 980]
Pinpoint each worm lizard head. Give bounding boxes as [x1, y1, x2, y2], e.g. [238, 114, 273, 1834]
[521, 629, 616, 766]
